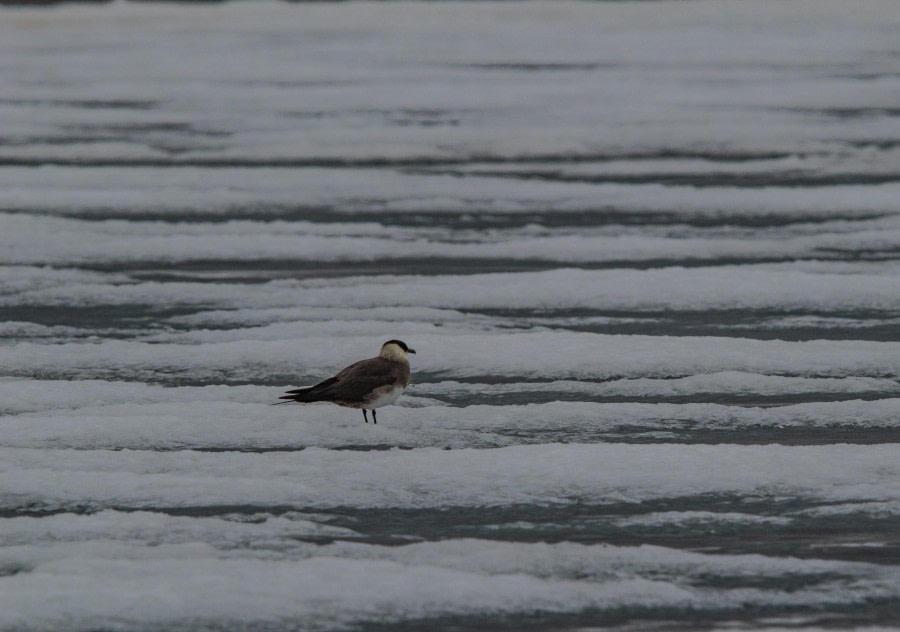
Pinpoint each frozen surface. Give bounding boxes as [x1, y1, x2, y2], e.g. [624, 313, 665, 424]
[3, 443, 900, 510]
[1, 0, 899, 630]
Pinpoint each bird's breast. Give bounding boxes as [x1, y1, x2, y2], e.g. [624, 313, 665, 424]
[364, 384, 406, 409]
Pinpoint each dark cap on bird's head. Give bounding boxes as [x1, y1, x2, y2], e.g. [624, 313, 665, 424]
[381, 339, 416, 354]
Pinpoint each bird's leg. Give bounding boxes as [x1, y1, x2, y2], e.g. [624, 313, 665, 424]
[363, 409, 369, 423]
[372, 409, 377, 425]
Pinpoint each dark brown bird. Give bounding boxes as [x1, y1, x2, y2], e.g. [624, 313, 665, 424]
[278, 340, 415, 424]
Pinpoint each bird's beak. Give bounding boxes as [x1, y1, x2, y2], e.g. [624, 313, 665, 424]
[408, 348, 416, 354]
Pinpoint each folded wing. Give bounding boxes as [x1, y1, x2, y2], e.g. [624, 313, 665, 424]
[278, 357, 401, 404]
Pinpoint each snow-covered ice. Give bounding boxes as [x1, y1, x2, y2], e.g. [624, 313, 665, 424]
[1, 0, 899, 630]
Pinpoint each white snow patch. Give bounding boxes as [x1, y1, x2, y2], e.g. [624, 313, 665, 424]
[2, 444, 898, 512]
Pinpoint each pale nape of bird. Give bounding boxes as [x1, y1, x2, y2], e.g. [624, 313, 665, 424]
[278, 340, 415, 424]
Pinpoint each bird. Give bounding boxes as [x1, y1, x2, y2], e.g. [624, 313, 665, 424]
[277, 339, 415, 424]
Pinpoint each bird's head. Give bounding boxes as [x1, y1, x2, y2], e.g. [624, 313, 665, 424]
[380, 339, 416, 362]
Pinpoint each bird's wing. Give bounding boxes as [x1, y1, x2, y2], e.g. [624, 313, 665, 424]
[320, 357, 401, 402]
[279, 357, 407, 403]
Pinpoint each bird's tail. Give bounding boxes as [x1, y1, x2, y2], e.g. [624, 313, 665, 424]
[278, 385, 321, 404]
[277, 376, 339, 405]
